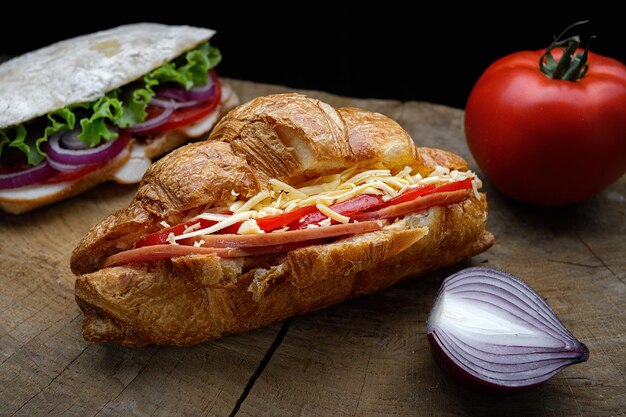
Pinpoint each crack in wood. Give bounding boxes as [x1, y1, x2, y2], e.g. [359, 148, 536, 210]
[547, 259, 603, 269]
[352, 345, 373, 417]
[229, 320, 290, 417]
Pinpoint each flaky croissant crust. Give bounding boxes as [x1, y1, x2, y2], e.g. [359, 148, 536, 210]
[71, 93, 494, 346]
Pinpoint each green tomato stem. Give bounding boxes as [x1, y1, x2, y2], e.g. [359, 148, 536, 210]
[539, 20, 594, 81]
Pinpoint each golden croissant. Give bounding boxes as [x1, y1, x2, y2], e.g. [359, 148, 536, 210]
[71, 93, 494, 346]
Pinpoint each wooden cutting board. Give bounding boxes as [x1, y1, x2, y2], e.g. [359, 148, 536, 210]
[1, 79, 624, 417]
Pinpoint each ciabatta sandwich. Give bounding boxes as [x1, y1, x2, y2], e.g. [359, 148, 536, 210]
[71, 93, 494, 347]
[0, 23, 238, 214]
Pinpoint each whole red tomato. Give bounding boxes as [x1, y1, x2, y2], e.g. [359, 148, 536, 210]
[465, 28, 626, 206]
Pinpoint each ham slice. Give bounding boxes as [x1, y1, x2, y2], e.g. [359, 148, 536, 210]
[194, 220, 385, 248]
[102, 220, 385, 267]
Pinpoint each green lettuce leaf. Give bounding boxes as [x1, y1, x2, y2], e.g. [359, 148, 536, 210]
[0, 126, 28, 161]
[0, 43, 221, 165]
[0, 108, 76, 165]
[77, 95, 124, 145]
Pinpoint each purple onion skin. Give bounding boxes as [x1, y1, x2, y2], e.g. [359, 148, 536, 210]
[426, 333, 578, 393]
[427, 332, 507, 393]
[426, 267, 589, 392]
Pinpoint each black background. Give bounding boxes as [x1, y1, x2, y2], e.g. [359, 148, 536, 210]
[1, 7, 623, 109]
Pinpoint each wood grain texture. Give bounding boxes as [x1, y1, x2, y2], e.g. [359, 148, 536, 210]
[1, 78, 625, 416]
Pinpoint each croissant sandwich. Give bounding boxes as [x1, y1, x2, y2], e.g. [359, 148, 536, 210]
[71, 93, 495, 347]
[0, 23, 238, 214]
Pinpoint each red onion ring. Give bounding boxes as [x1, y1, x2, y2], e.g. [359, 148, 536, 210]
[45, 130, 126, 166]
[150, 97, 201, 109]
[426, 267, 588, 391]
[126, 106, 174, 134]
[48, 158, 86, 172]
[154, 86, 190, 102]
[155, 75, 215, 101]
[186, 82, 216, 102]
[59, 129, 89, 150]
[0, 161, 57, 190]
[149, 82, 215, 111]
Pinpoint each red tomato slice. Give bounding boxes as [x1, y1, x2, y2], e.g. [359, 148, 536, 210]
[431, 178, 473, 193]
[134, 218, 220, 248]
[216, 222, 242, 235]
[375, 178, 472, 209]
[353, 189, 472, 222]
[292, 194, 384, 229]
[258, 205, 320, 230]
[376, 185, 436, 208]
[138, 71, 222, 135]
[218, 205, 320, 235]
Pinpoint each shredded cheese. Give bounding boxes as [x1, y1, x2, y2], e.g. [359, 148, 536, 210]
[298, 178, 341, 195]
[194, 213, 231, 222]
[272, 192, 284, 209]
[237, 219, 265, 234]
[235, 190, 270, 213]
[175, 211, 255, 241]
[318, 218, 332, 227]
[395, 166, 413, 178]
[316, 204, 350, 224]
[167, 233, 178, 245]
[160, 221, 171, 228]
[364, 180, 397, 195]
[346, 169, 390, 184]
[183, 223, 201, 234]
[284, 201, 299, 213]
[257, 207, 283, 217]
[377, 176, 409, 188]
[175, 163, 479, 237]
[229, 201, 245, 212]
[268, 179, 308, 199]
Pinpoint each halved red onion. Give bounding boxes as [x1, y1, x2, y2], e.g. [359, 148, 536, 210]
[126, 106, 174, 134]
[426, 267, 588, 391]
[45, 130, 127, 166]
[0, 161, 57, 189]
